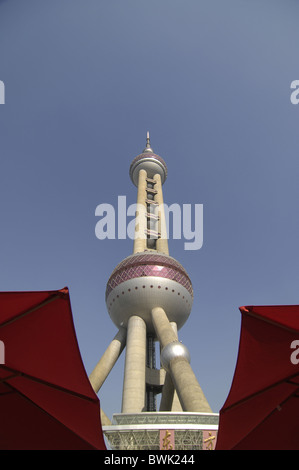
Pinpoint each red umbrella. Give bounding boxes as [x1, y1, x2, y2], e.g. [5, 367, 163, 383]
[216, 305, 299, 450]
[0, 287, 106, 450]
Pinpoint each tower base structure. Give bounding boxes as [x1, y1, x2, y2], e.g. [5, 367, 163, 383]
[103, 412, 219, 451]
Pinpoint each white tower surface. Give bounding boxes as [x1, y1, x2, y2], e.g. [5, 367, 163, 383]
[89, 135, 218, 450]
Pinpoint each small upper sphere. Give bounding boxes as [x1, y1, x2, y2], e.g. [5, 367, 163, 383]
[129, 133, 168, 186]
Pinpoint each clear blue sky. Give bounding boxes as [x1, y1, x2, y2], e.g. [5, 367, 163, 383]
[0, 0, 299, 421]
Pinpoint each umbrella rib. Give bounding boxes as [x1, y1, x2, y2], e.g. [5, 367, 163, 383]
[1, 365, 98, 403]
[223, 371, 299, 413]
[0, 373, 20, 383]
[228, 394, 296, 450]
[243, 309, 299, 335]
[0, 293, 62, 328]
[230, 384, 299, 450]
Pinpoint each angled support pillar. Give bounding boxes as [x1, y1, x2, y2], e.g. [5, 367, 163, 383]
[89, 327, 126, 393]
[151, 307, 212, 413]
[159, 322, 182, 412]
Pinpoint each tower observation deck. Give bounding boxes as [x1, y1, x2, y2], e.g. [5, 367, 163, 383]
[89, 134, 218, 450]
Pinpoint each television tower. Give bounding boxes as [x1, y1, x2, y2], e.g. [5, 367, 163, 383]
[90, 134, 218, 450]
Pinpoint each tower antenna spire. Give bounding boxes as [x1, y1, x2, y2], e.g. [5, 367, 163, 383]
[144, 131, 153, 153]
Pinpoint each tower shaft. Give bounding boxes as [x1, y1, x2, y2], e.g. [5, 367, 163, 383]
[133, 170, 169, 255]
[155, 173, 169, 255]
[133, 169, 147, 254]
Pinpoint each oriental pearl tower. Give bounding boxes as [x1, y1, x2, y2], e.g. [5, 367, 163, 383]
[89, 134, 218, 450]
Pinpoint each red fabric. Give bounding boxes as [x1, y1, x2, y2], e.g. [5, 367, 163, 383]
[0, 288, 106, 450]
[216, 305, 299, 450]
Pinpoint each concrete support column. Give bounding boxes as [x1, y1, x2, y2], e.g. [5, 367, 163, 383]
[152, 307, 177, 345]
[121, 315, 146, 413]
[133, 169, 147, 254]
[154, 173, 169, 255]
[169, 322, 183, 411]
[171, 385, 184, 411]
[89, 328, 126, 393]
[159, 322, 182, 412]
[151, 307, 212, 413]
[159, 372, 175, 411]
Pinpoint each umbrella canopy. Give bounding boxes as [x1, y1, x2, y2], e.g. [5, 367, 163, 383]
[216, 305, 299, 450]
[0, 287, 106, 450]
